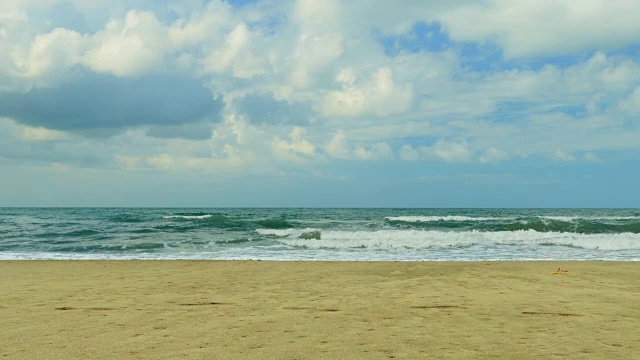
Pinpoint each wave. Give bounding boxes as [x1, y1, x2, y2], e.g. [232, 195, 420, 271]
[386, 216, 640, 234]
[482, 220, 640, 234]
[215, 237, 259, 245]
[162, 214, 213, 220]
[130, 228, 157, 234]
[160, 214, 249, 231]
[256, 228, 319, 237]
[54, 242, 166, 252]
[257, 228, 640, 251]
[254, 219, 293, 229]
[109, 214, 146, 223]
[387, 215, 640, 223]
[386, 216, 508, 222]
[162, 214, 294, 231]
[34, 229, 102, 238]
[539, 216, 640, 221]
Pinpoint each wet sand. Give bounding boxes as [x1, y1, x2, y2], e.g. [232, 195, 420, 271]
[1, 261, 638, 359]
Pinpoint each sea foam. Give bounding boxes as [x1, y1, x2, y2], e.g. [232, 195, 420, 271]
[162, 215, 213, 220]
[386, 216, 508, 222]
[257, 228, 640, 251]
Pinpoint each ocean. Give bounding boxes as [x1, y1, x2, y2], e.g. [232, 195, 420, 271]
[1, 208, 639, 261]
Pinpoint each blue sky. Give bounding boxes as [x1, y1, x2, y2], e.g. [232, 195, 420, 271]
[1, 0, 640, 207]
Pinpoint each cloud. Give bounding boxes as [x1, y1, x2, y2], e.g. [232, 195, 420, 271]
[325, 129, 349, 158]
[354, 141, 394, 160]
[322, 67, 413, 117]
[439, 0, 640, 58]
[584, 152, 599, 162]
[430, 140, 472, 162]
[552, 150, 576, 162]
[0, 118, 107, 167]
[202, 22, 265, 79]
[21, 126, 71, 142]
[146, 153, 174, 170]
[399, 144, 420, 161]
[169, 1, 230, 37]
[289, 0, 344, 89]
[1, 0, 640, 184]
[618, 87, 640, 114]
[144, 123, 214, 140]
[84, 10, 168, 77]
[233, 92, 313, 125]
[20, 27, 87, 81]
[271, 127, 317, 162]
[0, 74, 222, 134]
[478, 148, 509, 164]
[27, 1, 89, 33]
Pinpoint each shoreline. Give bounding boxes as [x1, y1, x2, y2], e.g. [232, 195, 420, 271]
[2, 260, 638, 358]
[2, 258, 639, 261]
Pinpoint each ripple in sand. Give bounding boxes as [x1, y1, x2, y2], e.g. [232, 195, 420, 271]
[54, 307, 117, 311]
[178, 302, 233, 306]
[522, 311, 581, 317]
[410, 305, 467, 309]
[284, 306, 340, 312]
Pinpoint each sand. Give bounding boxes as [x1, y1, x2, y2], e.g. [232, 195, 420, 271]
[1, 261, 638, 359]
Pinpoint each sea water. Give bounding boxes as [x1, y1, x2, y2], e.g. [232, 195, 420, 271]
[1, 208, 639, 261]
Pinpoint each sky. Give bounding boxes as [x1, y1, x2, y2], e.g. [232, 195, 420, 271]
[1, 0, 640, 207]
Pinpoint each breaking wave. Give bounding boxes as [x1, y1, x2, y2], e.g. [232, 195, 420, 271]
[385, 216, 640, 234]
[162, 214, 214, 220]
[257, 228, 640, 251]
[386, 216, 508, 222]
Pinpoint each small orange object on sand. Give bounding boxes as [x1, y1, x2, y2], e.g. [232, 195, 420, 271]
[552, 267, 569, 275]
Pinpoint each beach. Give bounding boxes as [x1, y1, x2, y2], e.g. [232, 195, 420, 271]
[1, 261, 638, 359]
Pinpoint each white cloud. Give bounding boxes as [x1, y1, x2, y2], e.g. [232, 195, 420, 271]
[271, 127, 317, 162]
[21, 28, 87, 80]
[399, 144, 420, 161]
[584, 152, 599, 162]
[430, 140, 472, 162]
[354, 141, 394, 160]
[0, 118, 72, 142]
[343, 0, 471, 35]
[203, 23, 265, 79]
[552, 151, 576, 162]
[439, 0, 640, 58]
[124, 153, 252, 172]
[289, 0, 344, 89]
[618, 87, 640, 114]
[354, 146, 371, 160]
[325, 129, 349, 158]
[210, 113, 265, 160]
[322, 67, 413, 117]
[21, 126, 70, 142]
[115, 155, 143, 170]
[111, 123, 257, 173]
[168, 1, 234, 48]
[146, 153, 174, 169]
[84, 11, 168, 77]
[478, 148, 509, 164]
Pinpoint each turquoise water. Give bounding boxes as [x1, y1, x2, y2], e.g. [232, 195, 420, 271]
[1, 208, 639, 261]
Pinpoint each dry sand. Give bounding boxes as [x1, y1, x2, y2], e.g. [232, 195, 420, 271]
[1, 261, 638, 359]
